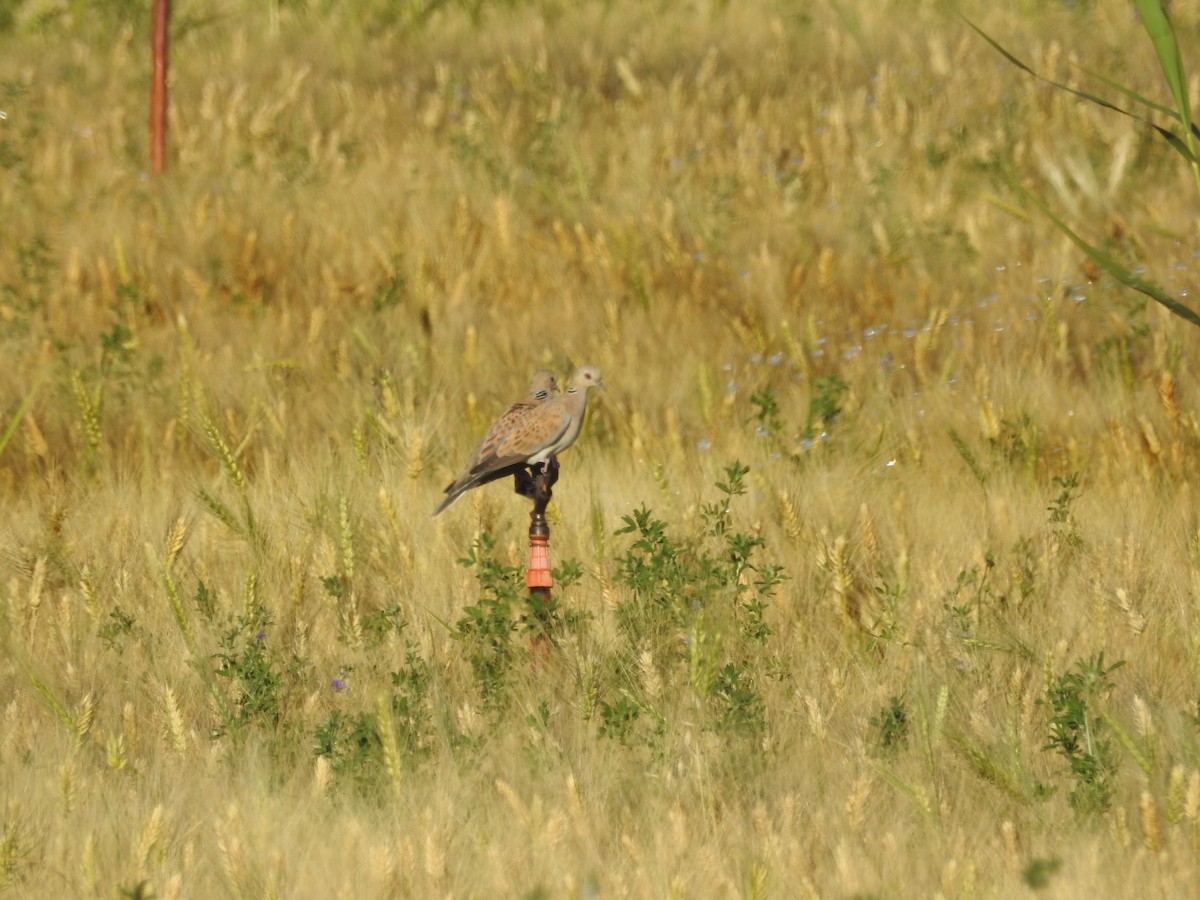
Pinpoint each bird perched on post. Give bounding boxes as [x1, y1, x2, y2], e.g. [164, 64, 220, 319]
[433, 364, 605, 516]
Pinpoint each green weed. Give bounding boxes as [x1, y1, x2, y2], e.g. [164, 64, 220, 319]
[1040, 653, 1125, 815]
[870, 695, 910, 755]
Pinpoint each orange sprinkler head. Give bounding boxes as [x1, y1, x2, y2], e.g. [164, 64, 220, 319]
[526, 533, 554, 589]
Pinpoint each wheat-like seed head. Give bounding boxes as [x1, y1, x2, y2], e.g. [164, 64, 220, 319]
[1167, 765, 1186, 825]
[775, 490, 803, 543]
[1139, 415, 1163, 465]
[856, 502, 879, 562]
[243, 571, 259, 616]
[80, 833, 98, 895]
[338, 495, 355, 581]
[54, 594, 72, 655]
[605, 296, 621, 347]
[423, 818, 446, 882]
[463, 325, 478, 374]
[406, 430, 424, 480]
[1000, 820, 1018, 869]
[1115, 588, 1146, 635]
[370, 841, 397, 891]
[817, 247, 837, 289]
[122, 701, 138, 757]
[845, 776, 871, 832]
[27, 557, 46, 636]
[495, 779, 527, 826]
[637, 649, 662, 699]
[493, 196, 512, 255]
[1113, 806, 1132, 850]
[216, 817, 246, 893]
[1185, 770, 1200, 827]
[136, 804, 165, 879]
[803, 694, 826, 739]
[165, 517, 189, 570]
[24, 412, 48, 461]
[162, 685, 187, 755]
[1141, 791, 1163, 853]
[73, 692, 94, 749]
[105, 732, 127, 773]
[352, 426, 367, 467]
[313, 755, 331, 800]
[201, 416, 246, 494]
[163, 569, 195, 654]
[376, 697, 403, 795]
[58, 756, 76, 814]
[71, 371, 103, 459]
[1159, 370, 1179, 430]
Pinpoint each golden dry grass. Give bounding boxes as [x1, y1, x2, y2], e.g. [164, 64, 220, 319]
[4, 0, 1200, 896]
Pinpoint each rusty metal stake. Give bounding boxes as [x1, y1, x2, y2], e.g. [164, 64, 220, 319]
[518, 456, 559, 664]
[150, 0, 170, 176]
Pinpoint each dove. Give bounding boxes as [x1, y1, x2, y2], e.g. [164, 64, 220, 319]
[433, 370, 558, 516]
[433, 364, 605, 516]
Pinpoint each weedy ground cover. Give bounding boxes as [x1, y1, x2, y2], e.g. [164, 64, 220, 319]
[3, 1, 1200, 896]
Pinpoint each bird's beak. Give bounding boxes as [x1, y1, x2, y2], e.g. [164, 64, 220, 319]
[597, 379, 607, 392]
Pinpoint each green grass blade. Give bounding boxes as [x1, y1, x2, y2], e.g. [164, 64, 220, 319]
[1132, 0, 1200, 190]
[29, 674, 74, 734]
[163, 569, 196, 655]
[948, 428, 988, 488]
[1134, 0, 1191, 131]
[1073, 63, 1181, 122]
[1017, 184, 1200, 329]
[945, 730, 1030, 802]
[964, 16, 1196, 163]
[0, 373, 45, 460]
[1098, 710, 1154, 776]
[196, 487, 245, 536]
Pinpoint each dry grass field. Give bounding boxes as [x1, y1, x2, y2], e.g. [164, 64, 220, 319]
[4, 0, 1200, 896]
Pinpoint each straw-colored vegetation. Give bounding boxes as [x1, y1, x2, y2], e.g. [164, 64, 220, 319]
[3, 0, 1200, 896]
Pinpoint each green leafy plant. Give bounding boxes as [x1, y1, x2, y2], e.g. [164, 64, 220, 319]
[1048, 472, 1084, 560]
[749, 388, 782, 439]
[453, 533, 523, 708]
[616, 462, 785, 656]
[97, 605, 138, 653]
[1040, 653, 1125, 814]
[212, 605, 306, 738]
[389, 643, 433, 757]
[1022, 857, 1062, 890]
[710, 662, 765, 734]
[611, 463, 785, 738]
[940, 554, 997, 641]
[597, 696, 642, 744]
[870, 695, 910, 755]
[313, 710, 382, 784]
[804, 375, 848, 441]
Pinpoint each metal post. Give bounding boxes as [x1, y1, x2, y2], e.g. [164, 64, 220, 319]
[518, 456, 559, 664]
[150, 0, 170, 176]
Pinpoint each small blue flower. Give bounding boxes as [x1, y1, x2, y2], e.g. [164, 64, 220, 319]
[331, 678, 347, 693]
[255, 631, 266, 642]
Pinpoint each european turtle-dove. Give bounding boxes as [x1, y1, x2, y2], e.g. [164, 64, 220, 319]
[433, 369, 558, 516]
[433, 364, 604, 515]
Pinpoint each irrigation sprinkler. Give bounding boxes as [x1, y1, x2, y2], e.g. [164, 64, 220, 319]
[515, 456, 560, 663]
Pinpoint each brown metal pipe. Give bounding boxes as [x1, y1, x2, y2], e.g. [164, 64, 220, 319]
[524, 457, 559, 596]
[150, 0, 170, 176]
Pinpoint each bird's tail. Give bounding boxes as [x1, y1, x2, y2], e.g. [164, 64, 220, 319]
[432, 475, 476, 517]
